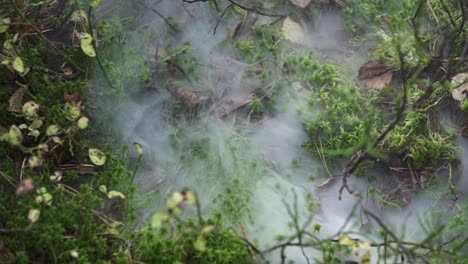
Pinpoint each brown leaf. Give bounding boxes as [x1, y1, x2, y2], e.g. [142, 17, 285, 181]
[357, 61, 392, 90]
[290, 0, 312, 8]
[216, 93, 256, 117]
[8, 87, 26, 113]
[166, 83, 210, 106]
[64, 92, 80, 103]
[60, 164, 98, 175]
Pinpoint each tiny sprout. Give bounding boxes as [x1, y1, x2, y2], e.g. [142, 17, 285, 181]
[18, 124, 28, 129]
[15, 179, 35, 195]
[88, 148, 106, 166]
[46, 125, 60, 136]
[77, 116, 89, 129]
[28, 155, 43, 169]
[50, 171, 62, 182]
[22, 101, 39, 117]
[28, 209, 40, 224]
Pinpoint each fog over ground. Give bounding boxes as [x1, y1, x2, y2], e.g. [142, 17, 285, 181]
[93, 1, 467, 263]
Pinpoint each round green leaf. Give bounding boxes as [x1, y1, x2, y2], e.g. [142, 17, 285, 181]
[88, 148, 106, 166]
[7, 125, 23, 145]
[46, 124, 60, 136]
[13, 56, 25, 73]
[77, 116, 89, 129]
[22, 101, 39, 117]
[0, 18, 11, 33]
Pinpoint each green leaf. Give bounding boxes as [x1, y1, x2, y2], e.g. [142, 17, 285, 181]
[0, 18, 11, 33]
[22, 101, 39, 117]
[167, 192, 184, 209]
[6, 125, 23, 145]
[46, 125, 60, 136]
[70, 10, 87, 23]
[91, 0, 103, 7]
[360, 250, 371, 264]
[64, 102, 81, 120]
[107, 190, 126, 199]
[77, 116, 89, 129]
[99, 185, 107, 193]
[13, 57, 25, 73]
[29, 119, 43, 130]
[151, 212, 169, 228]
[194, 236, 206, 252]
[88, 148, 106, 166]
[78, 33, 96, 57]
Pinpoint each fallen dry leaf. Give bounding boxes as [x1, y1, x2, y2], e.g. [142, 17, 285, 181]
[290, 0, 311, 8]
[166, 83, 210, 106]
[357, 61, 392, 90]
[8, 87, 26, 113]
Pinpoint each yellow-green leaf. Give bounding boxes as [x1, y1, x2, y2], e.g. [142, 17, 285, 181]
[108, 190, 126, 200]
[88, 148, 106, 166]
[13, 56, 25, 73]
[151, 212, 169, 228]
[78, 33, 96, 57]
[91, 0, 103, 7]
[70, 10, 87, 23]
[99, 185, 107, 193]
[28, 209, 40, 223]
[194, 236, 206, 252]
[77, 116, 89, 129]
[0, 18, 11, 33]
[64, 102, 81, 120]
[360, 250, 371, 264]
[134, 142, 143, 155]
[167, 192, 184, 209]
[7, 125, 23, 145]
[46, 124, 60, 136]
[22, 101, 39, 117]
